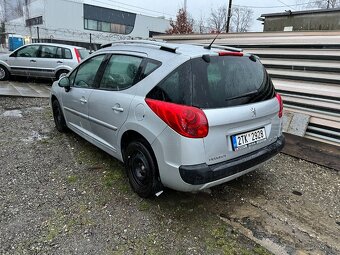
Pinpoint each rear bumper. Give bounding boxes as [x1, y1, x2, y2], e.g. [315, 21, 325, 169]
[179, 135, 285, 185]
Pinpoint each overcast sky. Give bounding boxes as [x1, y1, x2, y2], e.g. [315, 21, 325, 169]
[93, 0, 311, 31]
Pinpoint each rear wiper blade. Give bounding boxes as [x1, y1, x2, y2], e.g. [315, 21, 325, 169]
[225, 90, 258, 101]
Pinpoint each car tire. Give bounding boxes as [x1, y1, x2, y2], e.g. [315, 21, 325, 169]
[124, 139, 161, 198]
[52, 99, 68, 132]
[0, 65, 9, 81]
[56, 70, 69, 80]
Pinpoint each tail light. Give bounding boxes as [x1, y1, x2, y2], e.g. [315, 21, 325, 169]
[219, 51, 243, 57]
[276, 93, 283, 118]
[145, 99, 209, 138]
[74, 48, 81, 63]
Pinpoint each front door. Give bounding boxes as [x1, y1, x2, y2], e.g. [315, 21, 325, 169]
[61, 54, 106, 136]
[8, 45, 40, 77]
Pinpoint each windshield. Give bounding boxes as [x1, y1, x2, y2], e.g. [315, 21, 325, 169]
[147, 56, 275, 109]
[192, 56, 275, 108]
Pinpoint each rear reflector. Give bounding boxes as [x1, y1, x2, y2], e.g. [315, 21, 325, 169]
[219, 51, 244, 57]
[276, 93, 283, 118]
[74, 48, 81, 63]
[145, 99, 209, 138]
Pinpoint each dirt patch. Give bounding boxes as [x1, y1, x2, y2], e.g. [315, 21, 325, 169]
[0, 96, 339, 255]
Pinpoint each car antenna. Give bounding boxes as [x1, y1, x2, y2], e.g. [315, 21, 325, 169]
[204, 31, 221, 50]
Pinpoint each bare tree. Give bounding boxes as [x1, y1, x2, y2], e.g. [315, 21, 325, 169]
[196, 14, 207, 34]
[231, 7, 254, 33]
[0, 0, 7, 22]
[209, 5, 227, 33]
[166, 8, 194, 34]
[12, 0, 23, 17]
[299, 0, 340, 9]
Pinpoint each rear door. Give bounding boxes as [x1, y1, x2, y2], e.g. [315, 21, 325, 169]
[61, 54, 106, 135]
[35, 45, 60, 78]
[191, 56, 280, 165]
[87, 54, 144, 153]
[7, 45, 40, 76]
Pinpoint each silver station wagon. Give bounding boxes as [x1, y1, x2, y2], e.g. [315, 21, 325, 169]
[50, 40, 285, 198]
[0, 43, 89, 81]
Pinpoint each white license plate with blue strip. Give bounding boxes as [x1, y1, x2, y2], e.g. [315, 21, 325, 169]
[232, 128, 267, 151]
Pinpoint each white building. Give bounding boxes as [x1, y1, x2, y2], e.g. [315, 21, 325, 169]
[5, 0, 170, 49]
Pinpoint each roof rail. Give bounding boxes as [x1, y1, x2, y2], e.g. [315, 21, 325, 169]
[195, 44, 243, 52]
[100, 40, 178, 53]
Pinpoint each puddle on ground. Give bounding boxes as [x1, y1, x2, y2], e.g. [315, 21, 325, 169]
[22, 131, 49, 143]
[25, 107, 44, 113]
[1, 110, 23, 118]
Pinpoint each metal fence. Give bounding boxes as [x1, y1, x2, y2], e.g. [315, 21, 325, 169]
[155, 32, 340, 146]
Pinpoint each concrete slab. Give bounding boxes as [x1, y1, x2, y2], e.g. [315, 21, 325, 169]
[0, 81, 50, 98]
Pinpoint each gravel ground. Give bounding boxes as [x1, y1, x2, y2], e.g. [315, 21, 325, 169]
[0, 96, 339, 255]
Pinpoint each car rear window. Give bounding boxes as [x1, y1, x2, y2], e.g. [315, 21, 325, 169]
[77, 49, 90, 59]
[147, 56, 275, 109]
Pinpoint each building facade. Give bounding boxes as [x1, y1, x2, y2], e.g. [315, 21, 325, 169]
[259, 8, 340, 32]
[5, 0, 170, 49]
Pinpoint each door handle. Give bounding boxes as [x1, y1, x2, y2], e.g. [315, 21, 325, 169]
[80, 98, 87, 104]
[30, 59, 36, 63]
[57, 61, 63, 64]
[112, 106, 124, 112]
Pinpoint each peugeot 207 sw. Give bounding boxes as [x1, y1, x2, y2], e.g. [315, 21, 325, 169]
[50, 40, 285, 198]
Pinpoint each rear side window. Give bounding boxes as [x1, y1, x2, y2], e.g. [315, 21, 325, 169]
[147, 56, 275, 108]
[142, 60, 161, 79]
[147, 61, 191, 106]
[77, 49, 90, 60]
[65, 49, 72, 59]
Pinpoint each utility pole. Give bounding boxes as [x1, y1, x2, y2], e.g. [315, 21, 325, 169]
[184, 0, 187, 11]
[327, 0, 330, 9]
[226, 0, 233, 33]
[36, 26, 39, 42]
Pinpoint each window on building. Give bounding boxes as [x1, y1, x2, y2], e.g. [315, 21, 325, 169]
[26, 16, 43, 27]
[101, 22, 111, 32]
[85, 19, 98, 30]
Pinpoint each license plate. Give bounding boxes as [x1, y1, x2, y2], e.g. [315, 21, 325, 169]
[232, 128, 266, 151]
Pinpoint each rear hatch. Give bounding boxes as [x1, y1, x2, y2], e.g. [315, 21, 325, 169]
[191, 54, 281, 165]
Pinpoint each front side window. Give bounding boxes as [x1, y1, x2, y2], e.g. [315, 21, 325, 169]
[16, 45, 40, 58]
[100, 55, 142, 91]
[73, 55, 105, 88]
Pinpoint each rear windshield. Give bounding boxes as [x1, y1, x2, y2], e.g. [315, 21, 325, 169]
[147, 56, 275, 109]
[78, 49, 90, 59]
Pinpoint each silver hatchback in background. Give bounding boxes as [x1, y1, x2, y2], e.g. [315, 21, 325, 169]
[50, 40, 285, 198]
[0, 43, 89, 81]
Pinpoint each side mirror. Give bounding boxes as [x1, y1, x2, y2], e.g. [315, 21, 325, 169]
[58, 76, 70, 91]
[9, 52, 17, 57]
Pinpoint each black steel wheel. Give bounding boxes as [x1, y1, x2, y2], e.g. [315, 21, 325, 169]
[124, 140, 160, 198]
[52, 99, 68, 132]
